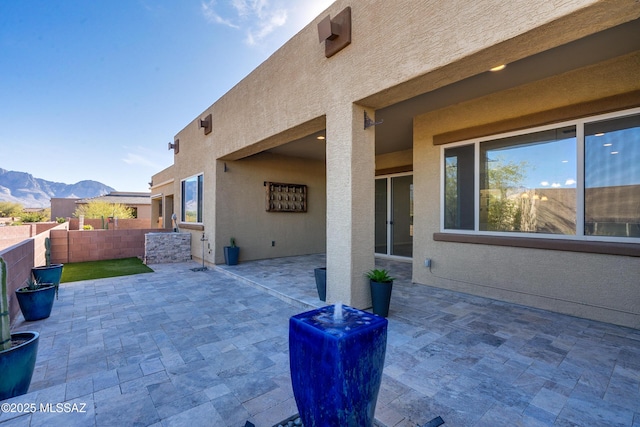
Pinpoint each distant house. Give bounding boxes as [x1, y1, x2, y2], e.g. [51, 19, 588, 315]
[50, 198, 79, 220]
[51, 192, 152, 220]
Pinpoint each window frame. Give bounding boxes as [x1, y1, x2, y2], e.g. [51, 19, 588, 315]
[439, 107, 640, 244]
[181, 173, 204, 224]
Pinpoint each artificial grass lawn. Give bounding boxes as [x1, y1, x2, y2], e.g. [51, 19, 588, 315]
[61, 257, 154, 283]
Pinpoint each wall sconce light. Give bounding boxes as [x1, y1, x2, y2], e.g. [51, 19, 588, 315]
[317, 7, 351, 58]
[168, 139, 179, 154]
[364, 111, 383, 129]
[199, 113, 212, 135]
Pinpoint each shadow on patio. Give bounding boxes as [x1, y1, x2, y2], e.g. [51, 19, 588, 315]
[1, 254, 638, 426]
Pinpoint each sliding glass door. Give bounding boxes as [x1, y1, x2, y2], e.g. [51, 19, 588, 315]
[375, 174, 413, 258]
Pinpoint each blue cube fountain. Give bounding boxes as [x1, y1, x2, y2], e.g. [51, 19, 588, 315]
[289, 303, 388, 427]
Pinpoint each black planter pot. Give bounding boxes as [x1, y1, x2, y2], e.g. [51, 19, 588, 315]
[15, 285, 56, 321]
[370, 280, 393, 317]
[31, 264, 64, 285]
[0, 331, 39, 400]
[314, 268, 327, 301]
[223, 246, 240, 265]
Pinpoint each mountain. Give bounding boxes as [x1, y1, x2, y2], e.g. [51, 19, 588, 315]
[0, 168, 115, 208]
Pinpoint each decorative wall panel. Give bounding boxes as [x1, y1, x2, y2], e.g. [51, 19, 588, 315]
[265, 182, 307, 212]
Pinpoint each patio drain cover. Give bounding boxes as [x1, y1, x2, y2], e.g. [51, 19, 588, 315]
[423, 416, 445, 427]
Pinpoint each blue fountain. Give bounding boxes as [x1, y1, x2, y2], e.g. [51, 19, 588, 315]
[289, 303, 388, 427]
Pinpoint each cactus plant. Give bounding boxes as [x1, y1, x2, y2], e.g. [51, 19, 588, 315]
[32, 238, 63, 300]
[25, 277, 43, 291]
[44, 237, 51, 267]
[0, 257, 10, 351]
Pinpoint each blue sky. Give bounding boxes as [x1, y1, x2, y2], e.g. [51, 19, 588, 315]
[0, 0, 334, 192]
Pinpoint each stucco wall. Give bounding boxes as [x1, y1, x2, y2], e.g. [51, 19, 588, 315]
[150, 166, 175, 230]
[214, 152, 326, 264]
[178, 0, 639, 163]
[152, 0, 640, 323]
[413, 53, 640, 328]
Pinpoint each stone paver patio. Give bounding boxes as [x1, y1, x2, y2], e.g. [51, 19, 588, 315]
[1, 254, 638, 426]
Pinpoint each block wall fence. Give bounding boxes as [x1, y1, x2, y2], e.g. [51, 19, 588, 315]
[50, 228, 172, 264]
[68, 218, 152, 230]
[0, 222, 60, 248]
[0, 239, 35, 324]
[0, 222, 66, 324]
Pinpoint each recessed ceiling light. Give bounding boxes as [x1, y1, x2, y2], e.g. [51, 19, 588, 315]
[490, 64, 506, 72]
[611, 151, 619, 155]
[603, 143, 612, 147]
[595, 133, 605, 137]
[316, 136, 325, 140]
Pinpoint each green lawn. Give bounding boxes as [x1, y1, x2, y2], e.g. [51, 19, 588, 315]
[61, 257, 154, 283]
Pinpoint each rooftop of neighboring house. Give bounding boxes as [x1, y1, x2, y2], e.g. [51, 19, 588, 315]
[75, 192, 152, 205]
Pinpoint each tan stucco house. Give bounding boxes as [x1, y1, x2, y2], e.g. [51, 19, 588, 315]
[151, 0, 640, 329]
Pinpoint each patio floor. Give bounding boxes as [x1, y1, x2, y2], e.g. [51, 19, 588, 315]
[1, 254, 638, 426]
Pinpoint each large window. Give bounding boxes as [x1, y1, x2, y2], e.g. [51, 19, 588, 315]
[181, 174, 203, 223]
[585, 114, 640, 237]
[442, 109, 640, 241]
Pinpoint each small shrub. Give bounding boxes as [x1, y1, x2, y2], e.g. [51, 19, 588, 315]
[56, 217, 66, 223]
[20, 211, 48, 223]
[82, 225, 94, 230]
[24, 278, 43, 291]
[365, 269, 395, 283]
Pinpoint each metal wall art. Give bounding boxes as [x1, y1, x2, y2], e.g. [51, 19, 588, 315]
[265, 182, 307, 212]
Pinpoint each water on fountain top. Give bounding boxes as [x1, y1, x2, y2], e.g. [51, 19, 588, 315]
[333, 301, 343, 322]
[296, 304, 380, 337]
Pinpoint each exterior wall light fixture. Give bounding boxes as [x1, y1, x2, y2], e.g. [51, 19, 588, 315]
[199, 114, 212, 135]
[168, 139, 179, 154]
[364, 111, 383, 129]
[317, 7, 351, 58]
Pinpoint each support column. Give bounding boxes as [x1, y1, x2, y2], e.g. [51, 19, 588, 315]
[326, 103, 376, 309]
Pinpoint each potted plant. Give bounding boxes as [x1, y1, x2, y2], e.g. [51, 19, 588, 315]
[366, 268, 395, 317]
[314, 267, 327, 301]
[0, 257, 40, 400]
[31, 237, 63, 297]
[15, 278, 56, 321]
[223, 238, 240, 266]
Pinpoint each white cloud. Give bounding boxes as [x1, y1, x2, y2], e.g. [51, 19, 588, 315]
[201, 0, 288, 45]
[202, 0, 240, 29]
[201, 0, 334, 46]
[565, 179, 576, 186]
[246, 8, 288, 45]
[122, 149, 162, 170]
